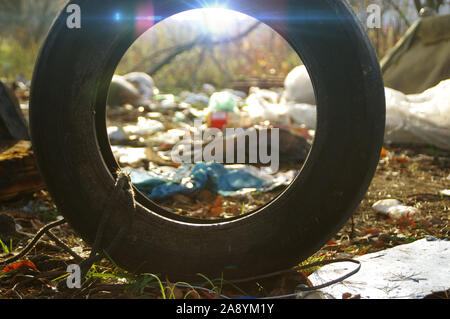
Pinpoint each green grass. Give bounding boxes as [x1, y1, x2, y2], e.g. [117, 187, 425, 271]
[0, 238, 10, 255]
[49, 250, 245, 299]
[298, 252, 329, 275]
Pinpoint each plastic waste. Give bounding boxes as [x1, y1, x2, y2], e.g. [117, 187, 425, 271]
[384, 79, 450, 150]
[153, 94, 178, 110]
[184, 92, 210, 108]
[111, 146, 148, 166]
[372, 199, 419, 219]
[245, 87, 316, 128]
[122, 72, 156, 100]
[206, 91, 247, 129]
[128, 162, 296, 200]
[308, 238, 450, 299]
[173, 111, 187, 122]
[223, 89, 248, 100]
[247, 72, 449, 150]
[122, 117, 165, 137]
[145, 128, 188, 148]
[281, 65, 316, 105]
[202, 83, 216, 96]
[208, 92, 240, 113]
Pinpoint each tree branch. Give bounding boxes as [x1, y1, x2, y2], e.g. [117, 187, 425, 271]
[147, 34, 207, 76]
[386, 0, 411, 27]
[145, 21, 261, 76]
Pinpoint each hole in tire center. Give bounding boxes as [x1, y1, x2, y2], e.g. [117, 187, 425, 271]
[105, 8, 317, 220]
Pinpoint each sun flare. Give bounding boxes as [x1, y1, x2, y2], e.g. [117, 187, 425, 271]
[172, 8, 250, 35]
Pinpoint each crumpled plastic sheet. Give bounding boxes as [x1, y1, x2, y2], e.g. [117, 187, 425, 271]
[384, 79, 450, 150]
[127, 162, 297, 200]
[245, 78, 450, 150]
[308, 238, 450, 299]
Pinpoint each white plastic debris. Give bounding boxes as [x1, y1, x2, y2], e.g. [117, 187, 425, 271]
[122, 72, 155, 100]
[439, 189, 450, 197]
[123, 117, 165, 137]
[245, 87, 317, 128]
[202, 83, 216, 96]
[372, 199, 419, 219]
[281, 65, 316, 105]
[276, 67, 450, 150]
[286, 103, 317, 129]
[308, 238, 450, 299]
[223, 89, 247, 100]
[157, 94, 177, 109]
[183, 92, 210, 108]
[147, 128, 188, 146]
[384, 79, 450, 150]
[245, 87, 290, 125]
[111, 146, 148, 166]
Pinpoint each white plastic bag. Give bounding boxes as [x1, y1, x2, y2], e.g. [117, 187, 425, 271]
[281, 65, 316, 105]
[245, 87, 291, 125]
[384, 79, 450, 150]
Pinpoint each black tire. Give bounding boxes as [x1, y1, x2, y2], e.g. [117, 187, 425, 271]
[29, 0, 385, 281]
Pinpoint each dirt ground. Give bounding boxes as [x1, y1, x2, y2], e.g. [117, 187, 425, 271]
[0, 144, 448, 299]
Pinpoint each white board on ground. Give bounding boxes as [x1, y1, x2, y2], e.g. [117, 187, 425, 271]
[308, 238, 450, 299]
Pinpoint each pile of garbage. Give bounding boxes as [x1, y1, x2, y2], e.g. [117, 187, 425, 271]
[107, 72, 313, 215]
[107, 66, 449, 215]
[275, 65, 450, 150]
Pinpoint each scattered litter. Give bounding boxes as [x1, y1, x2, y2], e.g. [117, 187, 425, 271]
[181, 92, 210, 108]
[207, 91, 240, 113]
[122, 117, 165, 137]
[122, 72, 156, 100]
[206, 91, 242, 129]
[201, 83, 216, 96]
[440, 189, 450, 197]
[384, 79, 450, 150]
[281, 65, 316, 105]
[308, 238, 450, 299]
[245, 87, 316, 128]
[111, 146, 174, 167]
[153, 93, 178, 110]
[127, 162, 296, 200]
[372, 199, 420, 219]
[247, 68, 450, 150]
[2, 260, 38, 274]
[108, 118, 165, 145]
[146, 128, 188, 147]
